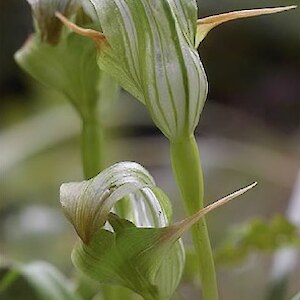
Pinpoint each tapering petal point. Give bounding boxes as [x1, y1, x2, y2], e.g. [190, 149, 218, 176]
[169, 182, 258, 241]
[55, 12, 106, 47]
[196, 6, 297, 46]
[197, 6, 297, 26]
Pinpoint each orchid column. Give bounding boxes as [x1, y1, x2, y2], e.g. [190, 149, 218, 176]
[58, 1, 295, 299]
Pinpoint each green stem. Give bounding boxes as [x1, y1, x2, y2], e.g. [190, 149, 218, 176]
[81, 110, 104, 180]
[170, 135, 218, 300]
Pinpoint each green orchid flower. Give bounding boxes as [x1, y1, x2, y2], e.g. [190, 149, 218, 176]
[60, 161, 256, 300]
[57, 1, 295, 142]
[57, 2, 295, 299]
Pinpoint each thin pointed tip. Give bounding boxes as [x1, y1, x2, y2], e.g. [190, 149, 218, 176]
[169, 181, 259, 241]
[230, 181, 258, 198]
[280, 5, 297, 10]
[266, 5, 297, 13]
[246, 181, 258, 189]
[55, 11, 106, 45]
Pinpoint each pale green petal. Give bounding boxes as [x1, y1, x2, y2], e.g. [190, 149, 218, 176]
[15, 32, 102, 120]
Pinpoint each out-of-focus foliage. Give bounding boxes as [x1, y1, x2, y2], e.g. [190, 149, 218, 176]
[291, 291, 300, 300]
[0, 259, 82, 300]
[215, 215, 300, 265]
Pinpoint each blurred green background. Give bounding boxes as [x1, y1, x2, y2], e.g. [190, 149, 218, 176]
[0, 1, 299, 299]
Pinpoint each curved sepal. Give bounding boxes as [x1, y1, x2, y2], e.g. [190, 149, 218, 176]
[60, 162, 171, 244]
[15, 32, 101, 120]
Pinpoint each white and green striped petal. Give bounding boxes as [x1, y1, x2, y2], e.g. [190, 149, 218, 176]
[88, 0, 207, 141]
[60, 161, 173, 243]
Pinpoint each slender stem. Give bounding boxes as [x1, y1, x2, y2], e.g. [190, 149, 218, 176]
[170, 135, 218, 300]
[81, 109, 104, 180]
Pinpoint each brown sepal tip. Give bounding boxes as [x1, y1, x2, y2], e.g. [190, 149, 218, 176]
[55, 12, 106, 47]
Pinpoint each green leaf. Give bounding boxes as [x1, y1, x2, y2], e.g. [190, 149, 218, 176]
[0, 261, 82, 300]
[215, 215, 300, 265]
[196, 6, 296, 47]
[61, 0, 208, 141]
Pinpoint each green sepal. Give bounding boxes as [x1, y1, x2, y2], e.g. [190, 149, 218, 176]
[71, 181, 256, 299]
[72, 213, 184, 300]
[15, 30, 102, 121]
[61, 160, 257, 300]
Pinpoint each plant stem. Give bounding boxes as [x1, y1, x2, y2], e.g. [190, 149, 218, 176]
[81, 109, 104, 179]
[170, 135, 218, 300]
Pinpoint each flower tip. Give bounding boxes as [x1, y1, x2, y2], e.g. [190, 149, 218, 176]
[264, 5, 297, 13]
[279, 5, 297, 10]
[55, 11, 106, 47]
[247, 181, 258, 190]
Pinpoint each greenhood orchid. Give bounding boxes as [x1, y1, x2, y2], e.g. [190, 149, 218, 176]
[60, 161, 256, 300]
[56, 2, 296, 299]
[57, 1, 295, 142]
